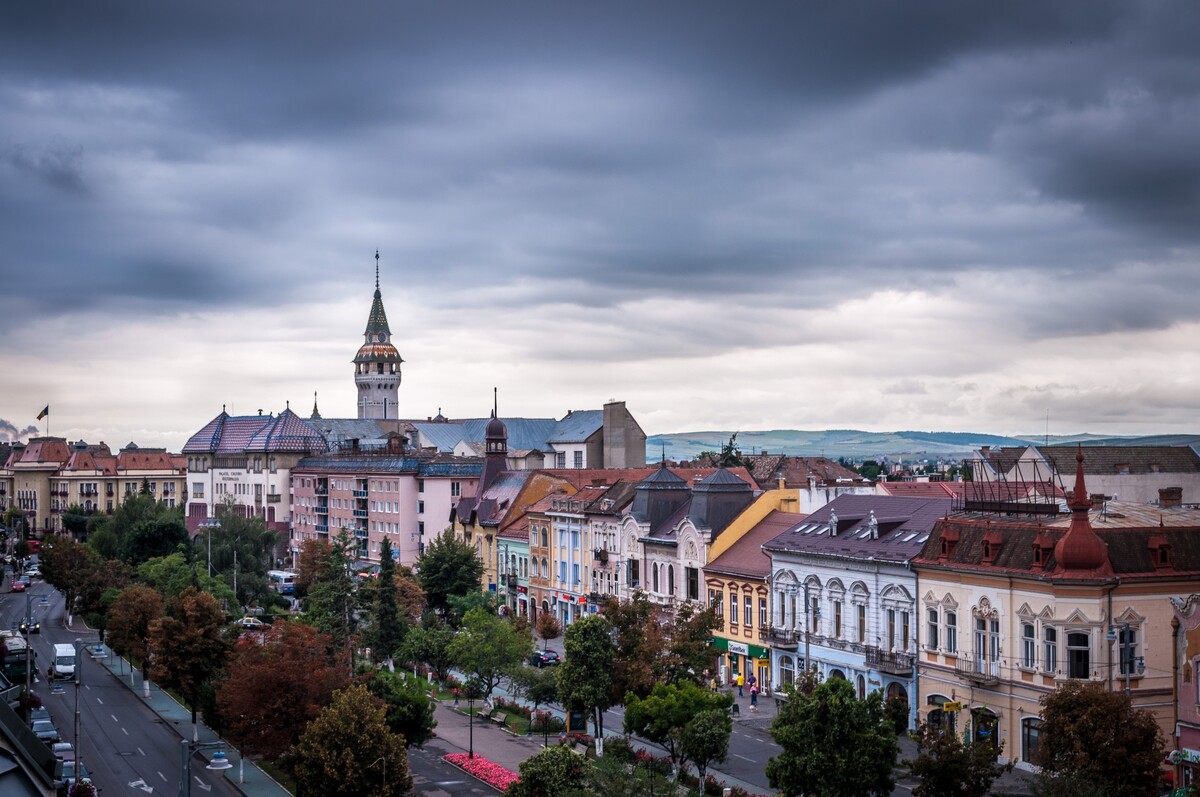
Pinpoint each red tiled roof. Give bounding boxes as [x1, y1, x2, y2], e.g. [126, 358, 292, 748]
[706, 510, 808, 580]
[878, 481, 963, 498]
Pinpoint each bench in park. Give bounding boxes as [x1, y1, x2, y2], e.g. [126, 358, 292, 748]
[489, 711, 508, 728]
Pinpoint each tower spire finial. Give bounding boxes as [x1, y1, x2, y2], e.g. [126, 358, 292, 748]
[493, 386, 498, 418]
[375, 249, 380, 290]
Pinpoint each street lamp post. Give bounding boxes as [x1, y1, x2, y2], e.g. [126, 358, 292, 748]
[179, 739, 232, 797]
[467, 690, 475, 759]
[74, 639, 82, 782]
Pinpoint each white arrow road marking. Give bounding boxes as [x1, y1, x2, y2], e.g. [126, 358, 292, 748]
[194, 776, 212, 792]
[129, 779, 153, 792]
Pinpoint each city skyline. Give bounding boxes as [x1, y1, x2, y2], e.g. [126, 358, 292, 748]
[2, 2, 1198, 451]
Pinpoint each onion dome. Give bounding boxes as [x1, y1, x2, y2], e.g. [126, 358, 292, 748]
[1053, 447, 1111, 573]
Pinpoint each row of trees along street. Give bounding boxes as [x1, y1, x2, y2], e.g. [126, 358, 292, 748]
[27, 486, 1171, 797]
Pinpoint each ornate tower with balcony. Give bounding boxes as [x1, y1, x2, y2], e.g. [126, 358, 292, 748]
[354, 252, 403, 419]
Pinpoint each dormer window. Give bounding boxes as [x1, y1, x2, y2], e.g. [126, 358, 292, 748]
[939, 527, 959, 559]
[1148, 534, 1171, 569]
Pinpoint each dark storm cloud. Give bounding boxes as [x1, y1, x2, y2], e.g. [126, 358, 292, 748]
[0, 0, 1197, 345]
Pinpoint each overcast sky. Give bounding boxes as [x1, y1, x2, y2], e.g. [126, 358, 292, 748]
[1, 1, 1198, 451]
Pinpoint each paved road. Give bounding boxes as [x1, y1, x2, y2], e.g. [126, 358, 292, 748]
[4, 573, 242, 797]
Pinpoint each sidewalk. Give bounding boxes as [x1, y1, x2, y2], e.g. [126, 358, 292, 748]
[88, 645, 291, 797]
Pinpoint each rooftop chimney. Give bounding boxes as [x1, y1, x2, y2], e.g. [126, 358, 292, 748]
[1159, 486, 1183, 508]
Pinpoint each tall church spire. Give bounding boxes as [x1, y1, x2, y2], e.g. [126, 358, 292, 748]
[354, 251, 403, 420]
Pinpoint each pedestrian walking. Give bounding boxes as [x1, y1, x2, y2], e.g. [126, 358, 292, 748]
[737, 673, 744, 696]
[750, 685, 759, 712]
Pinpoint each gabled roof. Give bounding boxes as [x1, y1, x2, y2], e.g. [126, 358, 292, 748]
[1041, 445, 1200, 476]
[706, 510, 807, 580]
[547, 410, 604, 443]
[12, 438, 70, 467]
[763, 494, 952, 563]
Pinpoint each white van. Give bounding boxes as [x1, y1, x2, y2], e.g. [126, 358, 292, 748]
[51, 644, 76, 680]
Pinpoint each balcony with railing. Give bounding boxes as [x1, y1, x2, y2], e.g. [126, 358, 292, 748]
[315, 504, 328, 515]
[864, 646, 914, 675]
[954, 656, 1000, 685]
[352, 489, 368, 498]
[266, 493, 281, 504]
[768, 627, 800, 650]
[353, 509, 368, 518]
[315, 523, 329, 533]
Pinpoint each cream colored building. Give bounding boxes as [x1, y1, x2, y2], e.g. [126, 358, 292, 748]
[913, 451, 1198, 771]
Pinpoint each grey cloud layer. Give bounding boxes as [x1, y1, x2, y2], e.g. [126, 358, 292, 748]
[0, 1, 1197, 351]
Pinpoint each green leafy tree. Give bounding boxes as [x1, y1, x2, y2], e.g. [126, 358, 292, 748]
[504, 744, 589, 797]
[137, 552, 236, 605]
[292, 684, 411, 797]
[681, 708, 732, 785]
[766, 677, 898, 797]
[397, 619, 457, 683]
[663, 600, 720, 685]
[907, 719, 1013, 797]
[509, 665, 559, 721]
[446, 589, 499, 626]
[447, 607, 532, 704]
[199, 496, 280, 609]
[557, 615, 615, 750]
[1035, 680, 1165, 797]
[415, 533, 482, 618]
[38, 536, 100, 620]
[106, 585, 164, 698]
[624, 680, 732, 781]
[149, 586, 233, 736]
[91, 492, 187, 565]
[367, 538, 407, 665]
[61, 503, 90, 537]
[367, 669, 437, 748]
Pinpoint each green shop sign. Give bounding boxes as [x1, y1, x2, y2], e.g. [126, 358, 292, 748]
[709, 636, 769, 659]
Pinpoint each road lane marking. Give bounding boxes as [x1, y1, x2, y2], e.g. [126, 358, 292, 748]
[158, 770, 168, 781]
[138, 747, 145, 756]
[95, 697, 103, 704]
[111, 714, 119, 723]
[735, 754, 755, 762]
[122, 727, 129, 735]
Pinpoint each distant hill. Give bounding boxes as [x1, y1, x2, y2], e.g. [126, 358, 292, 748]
[645, 429, 1200, 463]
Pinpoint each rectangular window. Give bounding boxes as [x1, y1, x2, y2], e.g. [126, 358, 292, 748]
[417, 479, 424, 493]
[760, 598, 768, 628]
[730, 594, 739, 625]
[192, 482, 204, 498]
[686, 567, 699, 601]
[1119, 627, 1139, 676]
[902, 611, 910, 648]
[555, 452, 566, 468]
[417, 500, 425, 514]
[744, 599, 753, 628]
[629, 560, 639, 587]
[714, 592, 723, 619]
[451, 481, 461, 497]
[572, 563, 580, 584]
[946, 612, 957, 653]
[573, 450, 583, 468]
[858, 604, 867, 643]
[889, 609, 898, 649]
[1021, 718, 1042, 764]
[927, 608, 940, 650]
[1067, 631, 1090, 679]
[810, 595, 820, 635]
[1022, 623, 1036, 668]
[833, 600, 842, 638]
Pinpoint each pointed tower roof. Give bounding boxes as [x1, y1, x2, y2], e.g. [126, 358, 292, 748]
[354, 250, 403, 365]
[1053, 447, 1112, 575]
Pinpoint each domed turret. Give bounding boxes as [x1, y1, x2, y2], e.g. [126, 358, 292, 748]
[1053, 448, 1111, 573]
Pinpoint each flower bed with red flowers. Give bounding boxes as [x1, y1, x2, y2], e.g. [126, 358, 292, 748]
[443, 752, 520, 791]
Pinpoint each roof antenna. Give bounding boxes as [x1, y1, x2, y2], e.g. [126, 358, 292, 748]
[493, 386, 498, 419]
[375, 249, 380, 290]
[661, 442, 667, 466]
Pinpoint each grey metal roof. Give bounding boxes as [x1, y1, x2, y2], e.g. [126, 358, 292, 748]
[763, 494, 953, 563]
[547, 410, 603, 443]
[308, 418, 390, 447]
[412, 417, 561, 453]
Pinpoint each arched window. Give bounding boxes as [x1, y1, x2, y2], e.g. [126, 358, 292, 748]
[653, 563, 660, 593]
[856, 675, 866, 699]
[667, 565, 676, 596]
[778, 655, 795, 686]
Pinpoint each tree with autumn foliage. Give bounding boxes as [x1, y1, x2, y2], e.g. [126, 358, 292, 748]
[535, 611, 561, 652]
[107, 585, 164, 698]
[149, 586, 232, 738]
[292, 684, 411, 797]
[294, 537, 331, 598]
[662, 600, 720, 686]
[215, 621, 350, 761]
[1034, 680, 1166, 797]
[302, 529, 361, 655]
[39, 536, 99, 621]
[603, 592, 667, 701]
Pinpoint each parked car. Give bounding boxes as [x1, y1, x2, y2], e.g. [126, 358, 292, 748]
[238, 616, 268, 630]
[51, 741, 74, 762]
[11, 580, 24, 593]
[529, 650, 561, 667]
[31, 719, 58, 742]
[26, 567, 40, 579]
[19, 616, 39, 634]
[30, 707, 50, 724]
[60, 760, 91, 794]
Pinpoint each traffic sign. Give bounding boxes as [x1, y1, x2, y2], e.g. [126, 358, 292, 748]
[943, 701, 963, 712]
